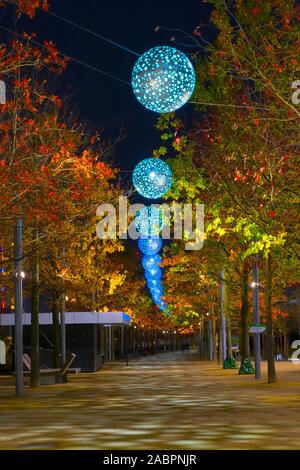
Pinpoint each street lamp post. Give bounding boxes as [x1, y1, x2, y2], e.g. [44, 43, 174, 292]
[124, 326, 128, 367]
[208, 315, 213, 362]
[220, 270, 227, 364]
[60, 296, 66, 367]
[60, 249, 67, 369]
[14, 217, 24, 397]
[252, 255, 261, 379]
[198, 318, 203, 358]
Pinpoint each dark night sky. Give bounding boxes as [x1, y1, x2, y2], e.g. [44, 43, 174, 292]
[2, 0, 212, 176]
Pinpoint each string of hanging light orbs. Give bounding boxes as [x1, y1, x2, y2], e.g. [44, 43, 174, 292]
[134, 198, 167, 311]
[21, 9, 195, 316]
[132, 159, 171, 311]
[131, 45, 195, 314]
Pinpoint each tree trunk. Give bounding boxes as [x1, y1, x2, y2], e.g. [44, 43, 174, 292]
[226, 315, 232, 357]
[200, 322, 204, 358]
[132, 327, 136, 355]
[217, 319, 221, 364]
[52, 297, 61, 368]
[262, 334, 266, 360]
[241, 262, 250, 359]
[213, 317, 217, 361]
[223, 277, 238, 369]
[239, 260, 254, 374]
[265, 252, 277, 383]
[224, 272, 232, 360]
[284, 330, 288, 358]
[208, 319, 213, 361]
[139, 329, 142, 354]
[30, 244, 40, 387]
[279, 334, 283, 356]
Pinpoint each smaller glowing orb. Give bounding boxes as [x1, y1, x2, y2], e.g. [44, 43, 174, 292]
[132, 158, 172, 199]
[134, 205, 164, 236]
[142, 254, 161, 271]
[145, 266, 162, 280]
[138, 236, 162, 255]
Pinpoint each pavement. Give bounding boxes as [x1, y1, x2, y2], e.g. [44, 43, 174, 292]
[0, 350, 300, 450]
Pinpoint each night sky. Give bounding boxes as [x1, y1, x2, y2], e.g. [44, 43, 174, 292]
[2, 0, 212, 177]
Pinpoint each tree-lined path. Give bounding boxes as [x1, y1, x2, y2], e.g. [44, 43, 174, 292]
[1, 351, 300, 450]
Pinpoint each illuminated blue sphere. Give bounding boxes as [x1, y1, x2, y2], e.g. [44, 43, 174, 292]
[145, 266, 162, 280]
[152, 290, 162, 300]
[133, 158, 172, 199]
[151, 294, 163, 302]
[138, 236, 162, 255]
[147, 278, 161, 289]
[142, 254, 161, 271]
[149, 284, 163, 295]
[131, 46, 195, 113]
[135, 205, 163, 236]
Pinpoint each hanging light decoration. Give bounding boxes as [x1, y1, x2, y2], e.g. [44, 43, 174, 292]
[151, 290, 162, 300]
[131, 46, 195, 113]
[156, 300, 168, 311]
[152, 295, 163, 305]
[149, 284, 163, 295]
[135, 205, 164, 236]
[131, 45, 183, 311]
[145, 266, 162, 280]
[138, 236, 162, 256]
[142, 254, 161, 271]
[147, 278, 161, 289]
[152, 295, 164, 305]
[133, 158, 172, 199]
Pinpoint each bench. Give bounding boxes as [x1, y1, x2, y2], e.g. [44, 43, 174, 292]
[19, 353, 81, 385]
[40, 353, 80, 384]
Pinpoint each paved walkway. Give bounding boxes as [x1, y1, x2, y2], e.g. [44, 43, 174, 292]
[0, 351, 300, 449]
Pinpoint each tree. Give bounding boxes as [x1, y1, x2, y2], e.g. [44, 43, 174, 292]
[0, 1, 123, 385]
[153, 0, 299, 381]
